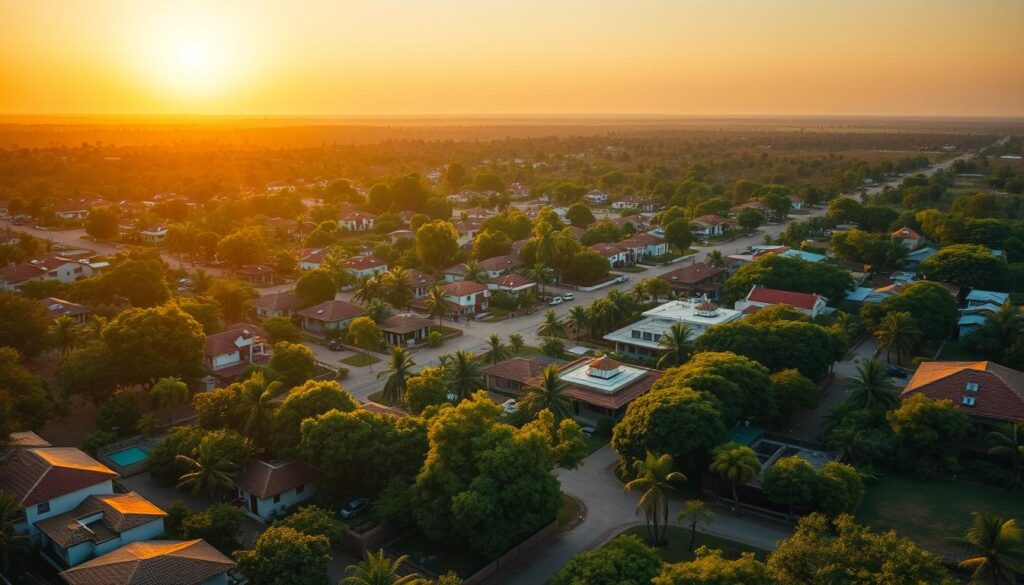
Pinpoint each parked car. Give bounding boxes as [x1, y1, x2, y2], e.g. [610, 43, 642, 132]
[548, 296, 564, 306]
[580, 425, 596, 437]
[616, 275, 629, 284]
[563, 293, 575, 301]
[339, 497, 369, 519]
[327, 339, 343, 351]
[885, 366, 907, 379]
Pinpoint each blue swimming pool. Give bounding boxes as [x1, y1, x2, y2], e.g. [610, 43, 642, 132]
[107, 446, 150, 467]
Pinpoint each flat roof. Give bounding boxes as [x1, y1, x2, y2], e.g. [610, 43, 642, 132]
[558, 360, 649, 395]
[641, 299, 743, 326]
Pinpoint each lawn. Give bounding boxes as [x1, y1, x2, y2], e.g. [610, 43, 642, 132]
[582, 433, 608, 456]
[617, 265, 648, 273]
[475, 345, 543, 363]
[857, 474, 1024, 555]
[340, 353, 380, 367]
[387, 531, 493, 579]
[620, 526, 768, 563]
[430, 324, 460, 336]
[366, 389, 402, 407]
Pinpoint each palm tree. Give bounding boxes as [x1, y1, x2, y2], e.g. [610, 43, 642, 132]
[873, 311, 921, 365]
[323, 246, 349, 287]
[632, 280, 649, 304]
[624, 451, 687, 545]
[988, 421, 1024, 489]
[463, 259, 486, 283]
[445, 349, 484, 400]
[191, 268, 213, 294]
[966, 302, 1023, 362]
[151, 376, 190, 424]
[240, 371, 283, 449]
[657, 323, 695, 369]
[340, 550, 420, 585]
[534, 225, 559, 267]
[522, 365, 573, 420]
[846, 359, 899, 411]
[49, 315, 80, 358]
[378, 346, 415, 404]
[537, 309, 566, 338]
[706, 250, 726, 269]
[508, 333, 525, 356]
[425, 286, 449, 326]
[529, 263, 555, 299]
[955, 513, 1024, 585]
[385, 267, 414, 308]
[645, 278, 670, 303]
[0, 491, 30, 575]
[678, 499, 713, 552]
[84, 314, 107, 338]
[486, 334, 509, 365]
[605, 289, 635, 328]
[588, 298, 616, 336]
[176, 440, 248, 499]
[366, 298, 393, 324]
[709, 443, 761, 511]
[353, 276, 381, 305]
[566, 305, 590, 344]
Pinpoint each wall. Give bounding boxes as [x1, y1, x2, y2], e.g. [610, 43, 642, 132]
[240, 483, 316, 521]
[26, 481, 114, 540]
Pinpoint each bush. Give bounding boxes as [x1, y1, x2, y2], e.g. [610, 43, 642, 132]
[427, 330, 444, 348]
[82, 430, 118, 455]
[336, 366, 350, 379]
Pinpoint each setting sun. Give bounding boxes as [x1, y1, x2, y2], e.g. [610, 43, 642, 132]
[177, 41, 208, 72]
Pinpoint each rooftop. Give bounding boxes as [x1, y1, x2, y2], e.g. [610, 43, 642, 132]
[236, 459, 320, 500]
[298, 300, 365, 322]
[60, 540, 235, 585]
[902, 361, 1024, 422]
[0, 447, 117, 506]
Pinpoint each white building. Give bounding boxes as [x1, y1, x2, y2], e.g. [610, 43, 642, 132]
[236, 459, 319, 522]
[604, 299, 743, 358]
[338, 211, 376, 232]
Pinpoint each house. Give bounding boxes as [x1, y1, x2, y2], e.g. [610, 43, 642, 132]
[298, 300, 365, 337]
[509, 183, 531, 200]
[202, 323, 269, 388]
[60, 539, 236, 585]
[343, 256, 388, 279]
[487, 273, 537, 296]
[386, 229, 414, 244]
[479, 254, 524, 278]
[528, 355, 662, 421]
[958, 290, 1011, 337]
[584, 190, 610, 204]
[0, 447, 118, 541]
[405, 269, 435, 297]
[140, 225, 168, 244]
[484, 356, 566, 397]
[442, 263, 471, 283]
[901, 361, 1024, 423]
[731, 200, 775, 220]
[7, 430, 52, 449]
[905, 246, 938, 269]
[379, 313, 435, 347]
[618, 234, 668, 259]
[590, 243, 634, 268]
[234, 264, 276, 286]
[236, 459, 320, 522]
[734, 285, 828, 318]
[659, 262, 726, 300]
[249, 292, 303, 319]
[0, 263, 46, 291]
[779, 249, 827, 263]
[338, 211, 375, 232]
[53, 202, 90, 221]
[37, 492, 166, 568]
[604, 299, 743, 358]
[447, 190, 478, 205]
[691, 215, 727, 238]
[611, 214, 655, 231]
[413, 281, 491, 319]
[611, 195, 645, 210]
[891, 226, 923, 249]
[299, 248, 329, 271]
[41, 297, 90, 324]
[463, 207, 492, 219]
[453, 219, 484, 245]
[789, 196, 805, 211]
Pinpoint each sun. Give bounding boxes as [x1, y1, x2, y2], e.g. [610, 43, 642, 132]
[178, 41, 208, 72]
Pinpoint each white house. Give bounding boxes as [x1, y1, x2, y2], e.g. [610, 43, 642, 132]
[415, 280, 490, 318]
[691, 215, 727, 238]
[338, 211, 376, 232]
[0, 263, 47, 291]
[734, 285, 828, 318]
[236, 460, 319, 522]
[299, 247, 328, 270]
[604, 299, 743, 358]
[202, 323, 269, 388]
[140, 225, 168, 243]
[478, 254, 524, 278]
[584, 189, 610, 204]
[618, 234, 668, 259]
[589, 243, 634, 268]
[343, 255, 388, 279]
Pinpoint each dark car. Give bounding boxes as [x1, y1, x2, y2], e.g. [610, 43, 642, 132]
[885, 366, 907, 379]
[327, 339, 343, 351]
[339, 497, 369, 519]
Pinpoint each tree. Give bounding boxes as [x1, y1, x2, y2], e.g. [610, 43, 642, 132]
[238, 370, 283, 448]
[770, 368, 821, 421]
[485, 334, 509, 365]
[814, 461, 865, 517]
[151, 376, 190, 424]
[887, 394, 970, 476]
[147, 426, 207, 486]
[216, 226, 268, 267]
[529, 264, 555, 298]
[181, 503, 246, 554]
[424, 286, 449, 326]
[988, 421, 1024, 489]
[954, 513, 1024, 585]
[566, 249, 611, 283]
[416, 220, 460, 270]
[846, 359, 899, 411]
[207, 278, 257, 323]
[612, 387, 727, 471]
[405, 367, 449, 414]
[269, 341, 315, 387]
[366, 298, 393, 324]
[378, 345, 415, 404]
[921, 244, 1009, 290]
[651, 351, 774, 426]
[0, 292, 50, 358]
[768, 513, 954, 585]
[348, 317, 381, 360]
[444, 349, 484, 400]
[737, 208, 763, 231]
[175, 296, 223, 334]
[0, 491, 29, 575]
[566, 306, 590, 344]
[657, 323, 695, 369]
[965, 302, 1023, 364]
[541, 336, 565, 358]
[340, 550, 420, 585]
[57, 343, 115, 404]
[84, 206, 119, 240]
[271, 380, 357, 456]
[48, 314, 80, 359]
[722, 254, 854, 306]
[706, 250, 725, 268]
[273, 505, 343, 545]
[625, 451, 686, 545]
[655, 548, 770, 585]
[709, 442, 761, 510]
[551, 534, 661, 585]
[176, 430, 252, 499]
[473, 229, 511, 261]
[522, 365, 573, 421]
[234, 526, 331, 585]
[295, 269, 337, 307]
[678, 499, 714, 552]
[508, 333, 525, 355]
[874, 311, 921, 365]
[262, 316, 302, 344]
[538, 309, 566, 338]
[664, 220, 693, 252]
[861, 281, 957, 342]
[762, 455, 816, 520]
[565, 202, 596, 228]
[103, 304, 206, 386]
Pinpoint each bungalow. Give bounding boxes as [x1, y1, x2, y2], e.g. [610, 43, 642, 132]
[236, 459, 320, 522]
[53, 202, 90, 221]
[463, 207, 492, 220]
[298, 300, 365, 337]
[0, 447, 118, 541]
[299, 247, 328, 271]
[140, 225, 168, 244]
[339, 211, 376, 232]
[618, 234, 668, 259]
[484, 355, 566, 397]
[730, 200, 775, 220]
[234, 264, 276, 286]
[37, 256, 96, 284]
[891, 226, 923, 249]
[659, 262, 725, 300]
[691, 215, 727, 238]
[584, 190, 610, 204]
[405, 269, 435, 297]
[60, 539, 236, 585]
[343, 256, 388, 279]
[249, 292, 303, 319]
[37, 492, 166, 569]
[202, 323, 269, 388]
[443, 263, 471, 283]
[386, 229, 415, 244]
[479, 254, 524, 278]
[527, 355, 662, 421]
[487, 273, 537, 296]
[379, 313, 435, 347]
[41, 297, 89, 324]
[901, 361, 1024, 423]
[611, 214, 655, 231]
[590, 243, 634, 268]
[734, 285, 828, 318]
[438, 281, 489, 318]
[0, 263, 47, 291]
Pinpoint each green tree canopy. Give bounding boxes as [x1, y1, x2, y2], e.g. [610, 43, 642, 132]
[551, 534, 661, 585]
[269, 341, 315, 388]
[0, 292, 52, 358]
[654, 548, 771, 585]
[234, 526, 331, 585]
[295, 269, 338, 307]
[652, 351, 774, 426]
[920, 243, 1009, 290]
[102, 303, 206, 386]
[271, 379, 357, 457]
[722, 255, 854, 305]
[612, 387, 727, 471]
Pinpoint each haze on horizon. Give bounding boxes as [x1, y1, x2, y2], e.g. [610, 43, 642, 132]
[2, 0, 1022, 118]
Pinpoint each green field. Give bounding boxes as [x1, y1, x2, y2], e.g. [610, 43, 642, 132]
[341, 353, 380, 367]
[620, 526, 768, 563]
[857, 475, 1024, 555]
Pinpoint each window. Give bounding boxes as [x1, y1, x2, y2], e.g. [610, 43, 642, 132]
[37, 502, 50, 514]
[273, 495, 281, 504]
[630, 330, 641, 339]
[962, 396, 976, 406]
[965, 382, 979, 392]
[653, 334, 662, 342]
[642, 332, 653, 341]
[296, 485, 305, 495]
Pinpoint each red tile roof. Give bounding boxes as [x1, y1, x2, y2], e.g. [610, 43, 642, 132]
[483, 356, 565, 384]
[901, 361, 1024, 422]
[298, 300, 365, 323]
[339, 211, 376, 221]
[405, 269, 435, 288]
[236, 459, 320, 500]
[443, 281, 488, 296]
[892, 226, 922, 240]
[300, 248, 328, 264]
[249, 292, 303, 311]
[589, 355, 622, 371]
[619, 234, 665, 247]
[479, 254, 523, 272]
[746, 285, 823, 310]
[660, 262, 724, 286]
[693, 214, 727, 225]
[0, 263, 46, 283]
[343, 256, 386, 270]
[589, 243, 625, 257]
[489, 273, 535, 289]
[41, 297, 89, 318]
[204, 323, 264, 357]
[36, 492, 166, 548]
[0, 448, 118, 506]
[60, 539, 235, 585]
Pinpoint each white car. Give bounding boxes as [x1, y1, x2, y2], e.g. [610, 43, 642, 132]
[563, 293, 575, 301]
[548, 296, 564, 306]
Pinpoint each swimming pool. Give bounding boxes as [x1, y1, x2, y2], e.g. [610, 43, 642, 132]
[107, 446, 150, 467]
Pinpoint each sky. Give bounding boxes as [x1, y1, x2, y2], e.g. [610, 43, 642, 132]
[1, 0, 1022, 117]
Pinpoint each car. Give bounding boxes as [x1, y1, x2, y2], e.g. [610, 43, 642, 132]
[885, 366, 907, 379]
[580, 425, 596, 437]
[327, 339, 343, 351]
[339, 497, 369, 519]
[563, 293, 575, 301]
[616, 275, 629, 284]
[548, 296, 564, 306]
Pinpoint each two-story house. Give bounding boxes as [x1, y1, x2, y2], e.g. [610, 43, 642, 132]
[60, 539, 236, 585]
[441, 281, 490, 318]
[405, 269, 435, 298]
[202, 323, 269, 389]
[299, 247, 328, 271]
[589, 243, 634, 268]
[338, 211, 376, 232]
[478, 254, 524, 278]
[691, 215, 727, 238]
[618, 234, 668, 259]
[659, 262, 726, 300]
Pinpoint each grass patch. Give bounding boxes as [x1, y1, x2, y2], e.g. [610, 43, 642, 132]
[620, 525, 768, 563]
[617, 265, 648, 273]
[475, 345, 544, 364]
[583, 434, 608, 456]
[341, 353, 380, 367]
[857, 474, 1024, 555]
[430, 324, 459, 336]
[558, 493, 585, 532]
[366, 389, 401, 407]
[387, 531, 492, 579]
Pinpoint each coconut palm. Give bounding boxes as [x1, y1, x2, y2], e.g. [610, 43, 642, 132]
[240, 371, 283, 448]
[966, 302, 1023, 362]
[151, 376, 190, 424]
[176, 440, 247, 499]
[954, 513, 1024, 585]
[988, 421, 1024, 489]
[340, 550, 420, 585]
[385, 267, 414, 308]
[508, 333, 525, 356]
[49, 315, 80, 358]
[566, 305, 590, 344]
[657, 322, 695, 369]
[353, 275, 382, 305]
[624, 451, 687, 545]
[605, 289, 635, 327]
[678, 499, 714, 552]
[645, 278, 670, 303]
[84, 314, 107, 338]
[445, 349, 484, 400]
[486, 334, 509, 365]
[534, 225, 559, 267]
[846, 359, 899, 411]
[529, 263, 555, 299]
[365, 298, 393, 324]
[522, 365, 573, 421]
[632, 280, 649, 303]
[191, 268, 213, 294]
[378, 346, 416, 405]
[706, 250, 726, 269]
[709, 443, 761, 510]
[425, 286, 449, 326]
[537, 309, 566, 338]
[588, 298, 617, 336]
[0, 491, 30, 574]
[873, 310, 921, 364]
[463, 259, 486, 283]
[323, 246, 349, 287]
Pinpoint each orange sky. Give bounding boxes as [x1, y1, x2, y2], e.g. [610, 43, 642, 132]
[1, 0, 1022, 117]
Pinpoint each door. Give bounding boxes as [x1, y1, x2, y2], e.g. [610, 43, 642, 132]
[249, 494, 258, 514]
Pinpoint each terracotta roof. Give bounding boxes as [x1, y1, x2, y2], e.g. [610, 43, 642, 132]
[41, 297, 89, 318]
[36, 492, 166, 548]
[0, 448, 117, 506]
[660, 262, 724, 286]
[60, 539, 235, 585]
[479, 255, 523, 272]
[619, 234, 664, 247]
[0, 263, 46, 283]
[443, 263, 470, 275]
[892, 226, 922, 240]
[692, 214, 727, 225]
[298, 300, 364, 323]
[300, 248, 328, 264]
[249, 292, 303, 311]
[405, 269, 435, 288]
[483, 356, 565, 384]
[343, 256, 386, 270]
[8, 431, 51, 448]
[589, 243, 626, 257]
[339, 211, 376, 220]
[236, 459, 320, 500]
[901, 361, 1024, 422]
[379, 313, 434, 335]
[489, 273, 535, 289]
[453, 219, 484, 233]
[443, 281, 488, 296]
[37, 256, 80, 270]
[527, 357, 662, 410]
[588, 355, 621, 371]
[746, 286, 823, 310]
[204, 323, 264, 357]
